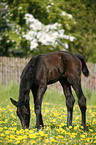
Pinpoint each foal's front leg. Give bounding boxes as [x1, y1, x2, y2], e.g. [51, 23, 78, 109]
[32, 84, 47, 130]
[35, 104, 43, 129]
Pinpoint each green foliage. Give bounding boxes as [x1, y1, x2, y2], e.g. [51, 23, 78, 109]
[0, 0, 96, 62]
[62, 0, 96, 62]
[0, 2, 10, 32]
[0, 34, 16, 56]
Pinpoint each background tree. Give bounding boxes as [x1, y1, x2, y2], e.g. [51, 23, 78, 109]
[60, 0, 96, 62]
[0, 2, 15, 56]
[0, 0, 96, 62]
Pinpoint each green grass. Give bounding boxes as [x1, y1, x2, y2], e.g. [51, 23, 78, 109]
[0, 83, 96, 144]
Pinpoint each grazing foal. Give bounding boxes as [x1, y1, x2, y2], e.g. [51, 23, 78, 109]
[10, 51, 89, 131]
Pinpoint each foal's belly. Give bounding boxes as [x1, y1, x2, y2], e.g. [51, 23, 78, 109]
[47, 67, 64, 84]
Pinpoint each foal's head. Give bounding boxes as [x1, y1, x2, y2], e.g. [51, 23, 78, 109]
[10, 98, 30, 129]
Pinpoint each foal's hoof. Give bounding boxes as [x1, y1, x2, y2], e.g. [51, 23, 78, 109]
[37, 125, 43, 131]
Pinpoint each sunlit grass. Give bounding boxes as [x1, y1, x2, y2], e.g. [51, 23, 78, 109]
[0, 83, 96, 144]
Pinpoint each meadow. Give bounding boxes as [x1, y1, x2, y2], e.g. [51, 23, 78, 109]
[0, 83, 96, 144]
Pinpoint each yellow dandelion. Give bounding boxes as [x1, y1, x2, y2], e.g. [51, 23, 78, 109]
[81, 126, 84, 129]
[25, 129, 28, 132]
[74, 126, 78, 130]
[17, 135, 23, 141]
[5, 130, 10, 135]
[46, 126, 50, 130]
[15, 141, 20, 144]
[58, 135, 64, 139]
[4, 126, 7, 129]
[39, 131, 45, 136]
[23, 140, 26, 143]
[46, 109, 49, 113]
[44, 139, 49, 143]
[94, 140, 96, 143]
[23, 135, 27, 139]
[86, 138, 91, 142]
[10, 135, 16, 139]
[53, 119, 56, 122]
[76, 116, 79, 120]
[50, 138, 56, 142]
[92, 114, 95, 117]
[12, 123, 16, 126]
[16, 130, 20, 135]
[32, 140, 36, 144]
[61, 122, 64, 126]
[69, 126, 72, 129]
[92, 118, 96, 125]
[81, 134, 85, 138]
[0, 128, 3, 131]
[6, 139, 12, 143]
[29, 134, 36, 138]
[1, 133, 4, 137]
[13, 127, 17, 131]
[29, 130, 33, 133]
[9, 127, 13, 130]
[5, 119, 8, 122]
[55, 128, 60, 132]
[89, 129, 93, 132]
[89, 110, 92, 113]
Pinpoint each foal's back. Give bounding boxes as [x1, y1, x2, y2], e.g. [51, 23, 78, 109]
[33, 51, 81, 84]
[20, 51, 81, 86]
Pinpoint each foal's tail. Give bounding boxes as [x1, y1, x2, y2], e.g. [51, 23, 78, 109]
[76, 54, 89, 77]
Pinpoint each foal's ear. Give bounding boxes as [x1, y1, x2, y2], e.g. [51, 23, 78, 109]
[10, 98, 18, 107]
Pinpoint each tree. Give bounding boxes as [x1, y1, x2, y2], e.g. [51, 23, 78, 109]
[1, 0, 96, 62]
[0, 2, 15, 56]
[1, 0, 75, 57]
[23, 13, 75, 51]
[0, 2, 10, 32]
[60, 0, 96, 62]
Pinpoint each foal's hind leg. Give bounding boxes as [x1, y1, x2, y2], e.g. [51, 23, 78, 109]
[73, 84, 86, 131]
[31, 84, 47, 130]
[59, 78, 75, 127]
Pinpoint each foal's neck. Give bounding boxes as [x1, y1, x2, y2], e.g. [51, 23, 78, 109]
[19, 89, 30, 104]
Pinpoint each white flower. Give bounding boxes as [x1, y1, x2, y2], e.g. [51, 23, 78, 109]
[61, 11, 73, 19]
[0, 37, 2, 41]
[6, 19, 9, 22]
[5, 5, 8, 9]
[24, 13, 75, 50]
[69, 36, 75, 41]
[65, 43, 69, 49]
[3, 16, 5, 19]
[51, 2, 54, 5]
[47, 9, 50, 13]
[7, 40, 9, 43]
[12, 40, 15, 43]
[18, 7, 22, 10]
[67, 14, 72, 19]
[30, 40, 38, 50]
[61, 11, 66, 16]
[46, 5, 51, 9]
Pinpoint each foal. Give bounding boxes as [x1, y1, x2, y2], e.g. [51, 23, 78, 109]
[10, 51, 89, 131]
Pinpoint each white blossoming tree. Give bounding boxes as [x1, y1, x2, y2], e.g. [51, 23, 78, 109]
[23, 13, 75, 51]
